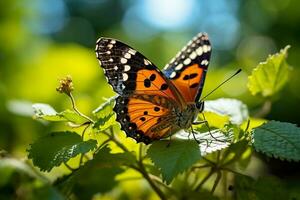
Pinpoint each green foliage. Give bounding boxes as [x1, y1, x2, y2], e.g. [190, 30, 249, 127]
[147, 140, 200, 184]
[235, 175, 290, 200]
[248, 46, 292, 97]
[56, 146, 127, 199]
[22, 43, 299, 199]
[27, 131, 97, 172]
[252, 121, 300, 161]
[33, 103, 87, 124]
[93, 97, 117, 130]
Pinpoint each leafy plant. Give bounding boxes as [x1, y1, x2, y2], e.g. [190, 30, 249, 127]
[2, 46, 299, 199]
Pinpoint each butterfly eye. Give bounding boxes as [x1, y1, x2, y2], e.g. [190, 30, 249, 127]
[196, 101, 204, 112]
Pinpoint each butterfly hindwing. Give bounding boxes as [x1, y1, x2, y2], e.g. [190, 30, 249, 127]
[163, 33, 211, 102]
[113, 95, 179, 144]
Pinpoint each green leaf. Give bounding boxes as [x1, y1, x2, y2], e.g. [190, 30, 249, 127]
[33, 103, 88, 124]
[235, 175, 287, 200]
[92, 145, 136, 166]
[147, 140, 200, 184]
[93, 112, 115, 131]
[205, 98, 249, 125]
[252, 120, 300, 161]
[93, 97, 117, 130]
[198, 111, 230, 129]
[220, 140, 250, 167]
[248, 45, 292, 97]
[58, 109, 88, 124]
[27, 131, 97, 172]
[93, 96, 115, 119]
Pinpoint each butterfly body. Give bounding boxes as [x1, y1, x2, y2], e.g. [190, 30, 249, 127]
[96, 33, 211, 144]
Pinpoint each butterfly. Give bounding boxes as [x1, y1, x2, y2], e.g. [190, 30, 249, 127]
[95, 33, 211, 144]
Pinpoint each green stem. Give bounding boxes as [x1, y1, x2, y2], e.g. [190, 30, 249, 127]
[79, 124, 91, 166]
[195, 168, 214, 191]
[68, 93, 95, 123]
[221, 167, 247, 177]
[211, 171, 222, 194]
[137, 161, 167, 200]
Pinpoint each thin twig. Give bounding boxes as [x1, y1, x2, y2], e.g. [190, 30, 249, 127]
[79, 124, 91, 166]
[221, 167, 247, 177]
[68, 93, 94, 123]
[137, 161, 167, 200]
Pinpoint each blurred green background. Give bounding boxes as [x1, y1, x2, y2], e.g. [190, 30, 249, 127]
[0, 0, 299, 166]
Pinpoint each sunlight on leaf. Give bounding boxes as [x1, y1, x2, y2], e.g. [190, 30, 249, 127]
[147, 140, 200, 184]
[176, 129, 233, 155]
[32, 103, 88, 124]
[205, 98, 249, 125]
[28, 131, 97, 172]
[252, 120, 300, 161]
[198, 111, 230, 129]
[93, 96, 117, 130]
[248, 45, 292, 97]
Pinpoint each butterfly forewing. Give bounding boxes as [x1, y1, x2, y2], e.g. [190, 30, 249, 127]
[163, 33, 211, 102]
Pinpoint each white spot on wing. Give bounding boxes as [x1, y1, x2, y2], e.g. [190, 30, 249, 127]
[114, 66, 118, 70]
[106, 51, 111, 55]
[203, 45, 208, 53]
[110, 40, 116, 44]
[170, 71, 177, 78]
[107, 44, 113, 49]
[122, 73, 128, 81]
[175, 64, 183, 70]
[124, 65, 131, 72]
[124, 53, 131, 59]
[144, 59, 151, 65]
[128, 49, 136, 55]
[109, 58, 113, 62]
[189, 52, 197, 59]
[121, 58, 127, 64]
[201, 59, 209, 66]
[183, 58, 191, 65]
[196, 47, 203, 56]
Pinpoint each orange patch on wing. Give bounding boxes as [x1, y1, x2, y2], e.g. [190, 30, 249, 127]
[171, 64, 203, 102]
[127, 98, 168, 138]
[135, 69, 177, 100]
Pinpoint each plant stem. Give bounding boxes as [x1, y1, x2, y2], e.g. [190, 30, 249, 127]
[137, 161, 167, 200]
[221, 167, 246, 177]
[195, 168, 214, 191]
[79, 124, 91, 166]
[68, 93, 94, 123]
[211, 171, 222, 194]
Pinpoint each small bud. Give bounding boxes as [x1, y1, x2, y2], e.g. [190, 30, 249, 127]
[56, 75, 74, 95]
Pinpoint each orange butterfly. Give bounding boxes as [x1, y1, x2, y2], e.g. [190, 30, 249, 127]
[95, 33, 211, 144]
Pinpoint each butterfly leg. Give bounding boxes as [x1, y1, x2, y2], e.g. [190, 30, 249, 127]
[190, 126, 200, 144]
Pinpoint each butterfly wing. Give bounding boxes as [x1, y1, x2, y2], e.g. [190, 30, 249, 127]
[163, 33, 211, 103]
[95, 38, 183, 143]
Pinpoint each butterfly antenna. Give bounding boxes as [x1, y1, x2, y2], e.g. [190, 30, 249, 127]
[200, 68, 242, 101]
